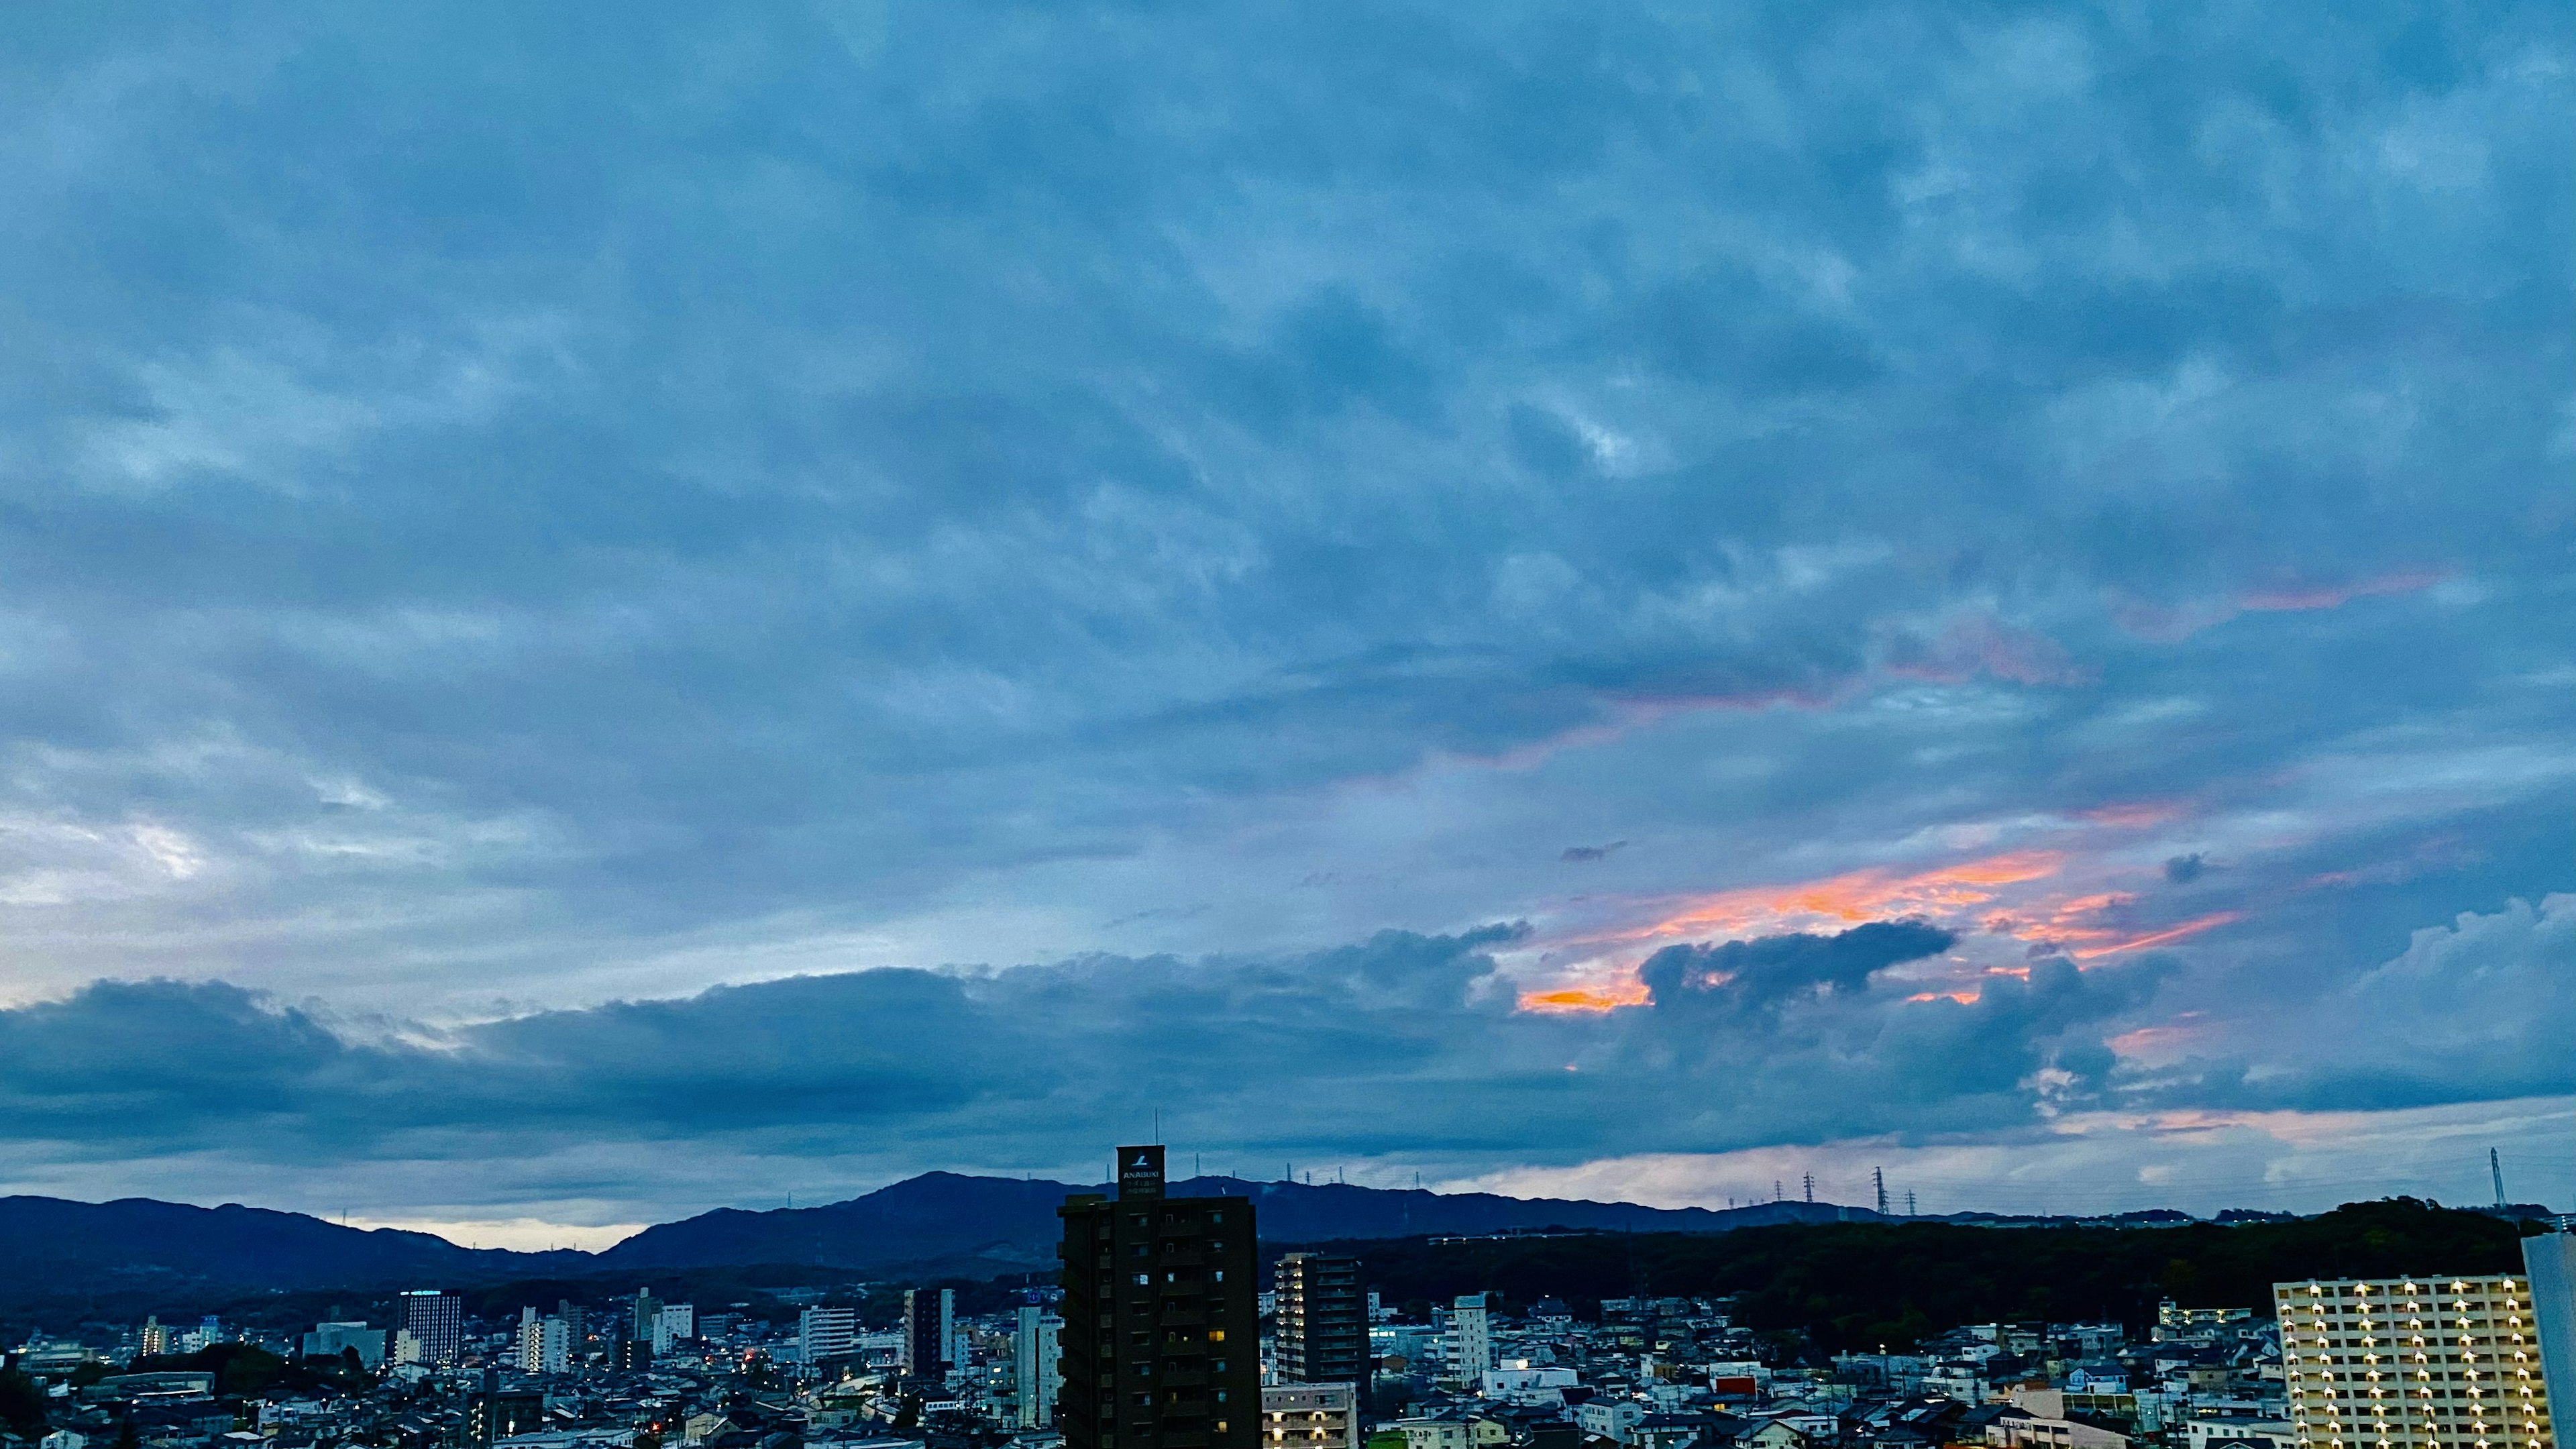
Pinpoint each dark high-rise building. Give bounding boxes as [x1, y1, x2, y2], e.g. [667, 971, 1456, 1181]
[1059, 1146, 1258, 1449]
[1273, 1254, 1366, 1393]
[468, 1389, 544, 1444]
[400, 1289, 463, 1367]
[903, 1287, 955, 1382]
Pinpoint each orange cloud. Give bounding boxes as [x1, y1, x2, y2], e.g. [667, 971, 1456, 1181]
[1516, 980, 1652, 1014]
[2070, 910, 2245, 959]
[1629, 849, 2067, 945]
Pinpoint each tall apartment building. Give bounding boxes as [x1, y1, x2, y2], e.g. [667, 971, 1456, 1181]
[800, 1307, 858, 1365]
[2275, 1275, 2552, 1449]
[517, 1309, 570, 1375]
[400, 1290, 464, 1368]
[1448, 1294, 1494, 1379]
[1275, 1254, 1367, 1391]
[1019, 1303, 1065, 1428]
[1262, 1384, 1358, 1449]
[1058, 1145, 1260, 1449]
[905, 1287, 957, 1381]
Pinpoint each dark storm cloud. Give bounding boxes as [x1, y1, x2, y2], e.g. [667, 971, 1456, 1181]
[0, 920, 2168, 1203]
[1639, 922, 1956, 1011]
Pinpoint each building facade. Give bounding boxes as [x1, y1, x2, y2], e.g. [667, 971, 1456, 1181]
[1263, 1383, 1358, 1449]
[1020, 1303, 1065, 1428]
[2275, 1275, 2551, 1449]
[2524, 1235, 2576, 1436]
[1058, 1144, 1260, 1449]
[1275, 1255, 1367, 1389]
[1449, 1295, 1494, 1380]
[399, 1290, 463, 1368]
[905, 1287, 957, 1381]
[800, 1307, 858, 1366]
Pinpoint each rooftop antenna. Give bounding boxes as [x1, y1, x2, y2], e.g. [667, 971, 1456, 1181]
[1874, 1168, 1888, 1216]
[2493, 1148, 2507, 1208]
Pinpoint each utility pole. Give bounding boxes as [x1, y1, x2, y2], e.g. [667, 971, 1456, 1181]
[1874, 1167, 1888, 1216]
[2493, 1148, 2508, 1208]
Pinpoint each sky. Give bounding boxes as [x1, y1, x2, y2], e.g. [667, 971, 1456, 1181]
[1, 2, 2572, 1251]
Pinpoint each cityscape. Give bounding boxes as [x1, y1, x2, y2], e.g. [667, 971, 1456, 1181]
[7, 1150, 2576, 1449]
[1, 17, 2566, 1449]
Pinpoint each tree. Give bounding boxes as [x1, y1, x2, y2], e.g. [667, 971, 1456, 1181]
[0, 1366, 48, 1436]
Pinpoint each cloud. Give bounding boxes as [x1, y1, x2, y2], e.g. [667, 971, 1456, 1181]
[0, 1, 2567, 1218]
[1638, 921, 1957, 1012]
[2164, 853, 2206, 884]
[1561, 841, 1627, 863]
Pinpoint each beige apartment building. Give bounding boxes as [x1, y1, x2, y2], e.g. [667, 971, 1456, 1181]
[2275, 1276, 2551, 1449]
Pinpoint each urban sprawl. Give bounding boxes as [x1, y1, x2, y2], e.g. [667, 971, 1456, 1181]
[10, 1151, 2576, 1449]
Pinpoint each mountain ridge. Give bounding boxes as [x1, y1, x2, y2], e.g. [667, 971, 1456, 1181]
[0, 1173, 1881, 1300]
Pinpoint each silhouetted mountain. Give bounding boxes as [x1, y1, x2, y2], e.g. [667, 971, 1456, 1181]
[591, 1171, 1881, 1272]
[0, 1176, 1882, 1309]
[0, 1195, 586, 1300]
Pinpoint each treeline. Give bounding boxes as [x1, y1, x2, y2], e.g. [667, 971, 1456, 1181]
[1273, 1198, 2543, 1356]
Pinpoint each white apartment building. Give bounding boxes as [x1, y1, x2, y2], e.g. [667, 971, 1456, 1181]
[517, 1310, 571, 1375]
[1450, 1295, 1494, 1379]
[2274, 1276, 2551, 1449]
[1263, 1383, 1359, 1449]
[799, 1306, 858, 1364]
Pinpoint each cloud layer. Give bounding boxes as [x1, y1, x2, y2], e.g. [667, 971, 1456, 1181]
[0, 1, 2569, 1222]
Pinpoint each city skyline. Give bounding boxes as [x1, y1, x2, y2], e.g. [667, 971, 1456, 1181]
[1, 3, 2571, 1244]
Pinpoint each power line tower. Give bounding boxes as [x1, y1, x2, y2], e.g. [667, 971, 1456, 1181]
[1906, 1189, 1917, 1216]
[2493, 1148, 2508, 1208]
[1874, 1167, 1888, 1216]
[1803, 1172, 1814, 1203]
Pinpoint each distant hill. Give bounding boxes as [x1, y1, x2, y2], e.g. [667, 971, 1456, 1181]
[0, 1176, 1882, 1313]
[592, 1171, 1880, 1273]
[0, 1195, 586, 1303]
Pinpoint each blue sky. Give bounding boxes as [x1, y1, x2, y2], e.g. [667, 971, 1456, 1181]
[1, 1, 2572, 1246]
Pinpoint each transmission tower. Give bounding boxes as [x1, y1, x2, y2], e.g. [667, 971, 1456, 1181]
[1803, 1172, 1814, 1203]
[1874, 1167, 1888, 1216]
[2493, 1148, 2508, 1208]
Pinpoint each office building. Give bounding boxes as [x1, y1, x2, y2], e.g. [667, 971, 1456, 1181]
[400, 1290, 464, 1368]
[654, 1303, 694, 1354]
[138, 1318, 168, 1358]
[2275, 1275, 2552, 1449]
[905, 1287, 957, 1381]
[1449, 1294, 1494, 1379]
[1020, 1302, 1064, 1428]
[800, 1307, 858, 1365]
[304, 1322, 387, 1368]
[1263, 1384, 1358, 1449]
[632, 1289, 660, 1344]
[1275, 1254, 1367, 1391]
[1058, 1144, 1260, 1449]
